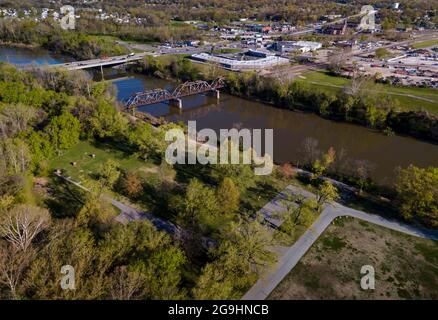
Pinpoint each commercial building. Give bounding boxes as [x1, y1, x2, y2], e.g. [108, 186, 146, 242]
[272, 41, 322, 53]
[190, 52, 289, 71]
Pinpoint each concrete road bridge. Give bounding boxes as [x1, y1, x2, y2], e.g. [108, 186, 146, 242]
[124, 77, 226, 110]
[47, 52, 151, 71]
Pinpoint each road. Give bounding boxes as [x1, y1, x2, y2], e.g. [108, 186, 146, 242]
[48, 52, 152, 70]
[242, 184, 438, 300]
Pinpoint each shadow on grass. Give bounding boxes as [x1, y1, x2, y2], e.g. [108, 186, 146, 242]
[45, 177, 88, 219]
[241, 181, 281, 214]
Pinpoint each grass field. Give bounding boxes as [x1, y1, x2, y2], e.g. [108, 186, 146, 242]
[412, 40, 438, 49]
[50, 140, 153, 183]
[269, 218, 438, 300]
[299, 71, 438, 115]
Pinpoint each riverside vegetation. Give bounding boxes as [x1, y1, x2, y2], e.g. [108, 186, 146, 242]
[0, 62, 436, 300]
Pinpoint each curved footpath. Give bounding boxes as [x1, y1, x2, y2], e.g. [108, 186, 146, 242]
[243, 184, 438, 300]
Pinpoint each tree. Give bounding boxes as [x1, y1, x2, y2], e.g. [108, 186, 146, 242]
[212, 163, 256, 192]
[0, 204, 50, 252]
[0, 103, 37, 138]
[278, 163, 296, 180]
[277, 195, 319, 234]
[120, 172, 143, 198]
[0, 242, 35, 299]
[27, 131, 54, 173]
[312, 147, 336, 180]
[0, 138, 31, 175]
[216, 217, 274, 276]
[109, 266, 146, 300]
[95, 159, 121, 195]
[86, 99, 127, 139]
[316, 181, 339, 210]
[77, 198, 117, 229]
[192, 263, 235, 300]
[217, 177, 240, 215]
[176, 179, 219, 231]
[328, 48, 348, 74]
[395, 166, 438, 227]
[45, 112, 81, 152]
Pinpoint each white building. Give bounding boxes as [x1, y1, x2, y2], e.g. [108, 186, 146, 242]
[191, 53, 290, 71]
[273, 41, 322, 53]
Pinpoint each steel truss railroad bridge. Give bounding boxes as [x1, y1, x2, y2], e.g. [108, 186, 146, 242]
[124, 77, 226, 110]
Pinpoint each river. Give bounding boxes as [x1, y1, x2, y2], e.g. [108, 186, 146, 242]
[2, 45, 438, 184]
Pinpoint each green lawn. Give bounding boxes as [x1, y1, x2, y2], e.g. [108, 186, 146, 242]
[299, 71, 438, 115]
[50, 140, 153, 182]
[412, 40, 438, 49]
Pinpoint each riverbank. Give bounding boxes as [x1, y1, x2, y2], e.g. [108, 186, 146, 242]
[130, 55, 438, 144]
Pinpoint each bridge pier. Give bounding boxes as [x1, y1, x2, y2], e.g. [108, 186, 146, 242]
[170, 98, 182, 109]
[214, 89, 220, 99]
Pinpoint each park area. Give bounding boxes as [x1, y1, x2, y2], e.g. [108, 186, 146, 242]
[49, 140, 155, 183]
[298, 71, 438, 115]
[268, 217, 438, 299]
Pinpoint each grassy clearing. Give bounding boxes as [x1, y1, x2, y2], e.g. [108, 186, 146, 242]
[269, 218, 438, 300]
[299, 71, 438, 115]
[412, 40, 438, 49]
[50, 140, 153, 182]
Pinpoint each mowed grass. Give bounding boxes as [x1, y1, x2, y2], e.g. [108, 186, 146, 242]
[50, 140, 152, 182]
[268, 218, 438, 300]
[412, 40, 438, 49]
[299, 71, 438, 115]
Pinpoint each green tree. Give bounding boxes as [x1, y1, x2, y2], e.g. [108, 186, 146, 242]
[217, 177, 240, 215]
[311, 147, 336, 180]
[395, 165, 438, 227]
[316, 181, 339, 210]
[95, 159, 121, 195]
[176, 179, 219, 231]
[45, 112, 81, 152]
[277, 195, 319, 234]
[193, 263, 235, 299]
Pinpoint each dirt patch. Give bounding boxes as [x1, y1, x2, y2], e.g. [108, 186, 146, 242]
[269, 217, 438, 300]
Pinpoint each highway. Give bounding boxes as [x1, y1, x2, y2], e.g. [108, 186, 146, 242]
[48, 52, 152, 70]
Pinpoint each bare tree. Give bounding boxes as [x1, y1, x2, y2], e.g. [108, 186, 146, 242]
[328, 48, 348, 75]
[300, 137, 321, 166]
[0, 242, 35, 299]
[0, 204, 50, 252]
[110, 266, 145, 300]
[344, 75, 367, 96]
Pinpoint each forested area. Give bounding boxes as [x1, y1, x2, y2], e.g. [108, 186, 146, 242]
[0, 19, 128, 60]
[0, 63, 294, 299]
[0, 57, 436, 299]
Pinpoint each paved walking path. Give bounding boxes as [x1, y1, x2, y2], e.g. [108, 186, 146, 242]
[242, 184, 438, 300]
[55, 173, 181, 235]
